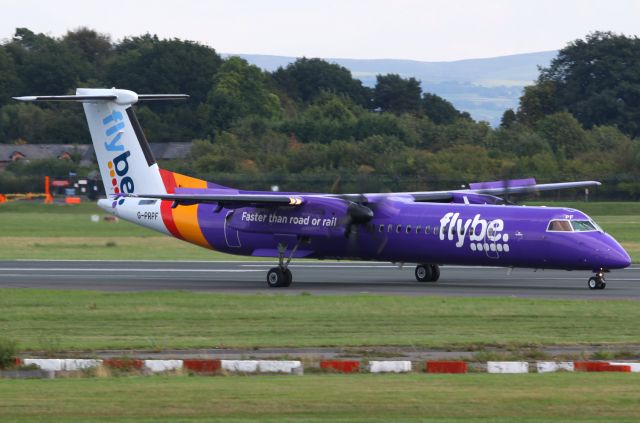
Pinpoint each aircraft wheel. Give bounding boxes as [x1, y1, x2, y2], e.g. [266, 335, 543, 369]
[267, 267, 288, 288]
[283, 269, 293, 287]
[415, 264, 433, 282]
[588, 277, 599, 290]
[429, 264, 440, 282]
[598, 281, 606, 290]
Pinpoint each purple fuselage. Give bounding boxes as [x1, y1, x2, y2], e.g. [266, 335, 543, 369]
[191, 195, 630, 272]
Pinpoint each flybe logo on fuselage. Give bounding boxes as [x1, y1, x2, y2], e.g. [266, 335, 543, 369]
[102, 110, 134, 207]
[439, 212, 510, 253]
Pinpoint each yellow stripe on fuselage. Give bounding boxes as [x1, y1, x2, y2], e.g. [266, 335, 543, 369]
[171, 173, 212, 249]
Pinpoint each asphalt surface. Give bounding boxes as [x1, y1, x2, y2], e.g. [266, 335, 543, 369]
[1, 260, 639, 299]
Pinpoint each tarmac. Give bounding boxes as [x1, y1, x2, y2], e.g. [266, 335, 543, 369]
[1, 260, 639, 300]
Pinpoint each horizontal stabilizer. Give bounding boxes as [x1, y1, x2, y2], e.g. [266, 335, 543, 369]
[13, 89, 188, 106]
[13, 95, 117, 102]
[137, 94, 190, 101]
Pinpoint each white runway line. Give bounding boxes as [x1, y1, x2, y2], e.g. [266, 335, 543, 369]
[241, 264, 398, 268]
[0, 268, 265, 273]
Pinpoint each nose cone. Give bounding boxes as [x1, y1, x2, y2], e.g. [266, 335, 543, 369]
[579, 233, 631, 270]
[608, 243, 632, 269]
[601, 236, 632, 269]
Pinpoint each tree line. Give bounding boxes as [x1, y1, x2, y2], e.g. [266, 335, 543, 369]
[1, 28, 639, 198]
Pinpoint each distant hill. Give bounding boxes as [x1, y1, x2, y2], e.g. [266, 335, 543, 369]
[225, 51, 557, 125]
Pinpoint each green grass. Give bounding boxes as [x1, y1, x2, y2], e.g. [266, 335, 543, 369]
[1, 374, 639, 422]
[0, 201, 638, 261]
[0, 202, 251, 260]
[2, 289, 640, 351]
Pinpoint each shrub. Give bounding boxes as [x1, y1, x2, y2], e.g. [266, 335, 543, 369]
[0, 338, 18, 369]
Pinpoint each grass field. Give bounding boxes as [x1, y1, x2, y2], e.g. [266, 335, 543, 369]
[1, 373, 639, 422]
[0, 202, 247, 260]
[0, 200, 639, 261]
[1, 288, 639, 351]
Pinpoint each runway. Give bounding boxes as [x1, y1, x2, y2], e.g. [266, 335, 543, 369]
[1, 260, 639, 299]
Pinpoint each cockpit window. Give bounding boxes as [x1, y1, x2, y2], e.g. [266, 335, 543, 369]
[547, 220, 573, 232]
[571, 220, 597, 232]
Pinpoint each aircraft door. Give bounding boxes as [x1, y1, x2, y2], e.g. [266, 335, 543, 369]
[224, 210, 242, 248]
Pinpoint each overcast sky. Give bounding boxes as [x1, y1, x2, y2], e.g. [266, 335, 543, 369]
[2, 0, 639, 62]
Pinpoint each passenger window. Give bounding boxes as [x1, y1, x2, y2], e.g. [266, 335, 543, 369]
[547, 220, 573, 232]
[387, 224, 393, 233]
[396, 224, 402, 234]
[434, 226, 439, 235]
[379, 224, 385, 233]
[406, 225, 412, 234]
[425, 226, 430, 235]
[416, 225, 422, 234]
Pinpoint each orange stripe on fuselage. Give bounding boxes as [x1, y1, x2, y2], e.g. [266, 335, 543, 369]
[170, 172, 212, 249]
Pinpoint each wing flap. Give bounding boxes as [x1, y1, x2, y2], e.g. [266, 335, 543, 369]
[124, 192, 305, 207]
[469, 180, 601, 195]
[396, 180, 601, 202]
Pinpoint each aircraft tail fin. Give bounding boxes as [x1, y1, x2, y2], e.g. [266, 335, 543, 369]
[14, 89, 189, 204]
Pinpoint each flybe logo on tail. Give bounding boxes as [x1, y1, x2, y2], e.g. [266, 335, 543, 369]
[102, 110, 134, 207]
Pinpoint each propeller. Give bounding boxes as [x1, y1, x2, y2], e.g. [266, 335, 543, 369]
[336, 199, 374, 237]
[334, 195, 391, 257]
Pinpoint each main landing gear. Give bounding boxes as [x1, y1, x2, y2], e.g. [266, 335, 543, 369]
[415, 264, 440, 283]
[266, 240, 303, 288]
[588, 269, 607, 290]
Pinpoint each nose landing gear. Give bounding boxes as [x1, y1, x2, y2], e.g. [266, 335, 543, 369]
[588, 269, 607, 290]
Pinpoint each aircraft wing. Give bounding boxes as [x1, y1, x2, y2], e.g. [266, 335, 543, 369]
[387, 180, 601, 202]
[124, 179, 600, 207]
[123, 193, 305, 207]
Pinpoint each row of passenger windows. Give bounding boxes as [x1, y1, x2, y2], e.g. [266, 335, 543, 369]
[377, 223, 492, 237]
[377, 223, 461, 236]
[380, 223, 435, 235]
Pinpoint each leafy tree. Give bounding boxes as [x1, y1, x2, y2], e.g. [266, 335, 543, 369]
[521, 32, 640, 136]
[500, 108, 517, 129]
[206, 56, 281, 132]
[588, 125, 633, 153]
[516, 81, 559, 127]
[273, 58, 371, 107]
[62, 28, 113, 82]
[303, 93, 359, 123]
[373, 74, 422, 114]
[422, 93, 468, 124]
[534, 112, 594, 159]
[0, 47, 20, 106]
[106, 34, 222, 104]
[5, 28, 91, 94]
[488, 126, 552, 158]
[0, 103, 47, 143]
